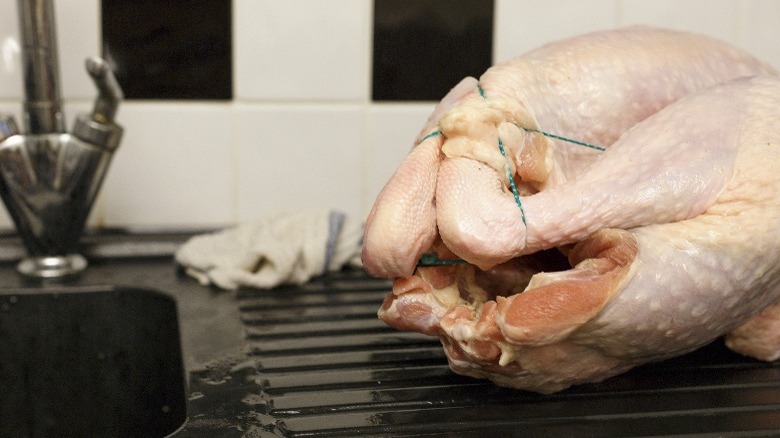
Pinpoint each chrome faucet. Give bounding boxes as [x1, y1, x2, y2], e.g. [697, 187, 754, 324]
[0, 0, 124, 278]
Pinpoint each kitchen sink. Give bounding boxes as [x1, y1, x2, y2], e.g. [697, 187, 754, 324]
[0, 285, 187, 437]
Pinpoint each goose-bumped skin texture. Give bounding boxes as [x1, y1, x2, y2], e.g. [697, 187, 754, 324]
[362, 26, 776, 277]
[363, 26, 780, 394]
[379, 76, 780, 393]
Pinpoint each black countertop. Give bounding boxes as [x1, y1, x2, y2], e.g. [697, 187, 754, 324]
[2, 231, 780, 437]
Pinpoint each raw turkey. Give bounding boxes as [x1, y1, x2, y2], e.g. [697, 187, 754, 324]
[362, 27, 780, 393]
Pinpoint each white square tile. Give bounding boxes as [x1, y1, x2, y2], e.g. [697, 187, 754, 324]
[234, 0, 371, 101]
[618, 0, 738, 43]
[98, 102, 235, 227]
[494, 0, 619, 63]
[55, 0, 101, 100]
[0, 0, 99, 101]
[365, 103, 435, 215]
[234, 104, 363, 220]
[0, 0, 22, 100]
[738, 0, 780, 70]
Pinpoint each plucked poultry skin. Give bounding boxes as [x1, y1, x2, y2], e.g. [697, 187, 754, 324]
[362, 27, 780, 393]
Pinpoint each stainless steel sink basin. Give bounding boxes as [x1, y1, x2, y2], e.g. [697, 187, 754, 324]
[0, 285, 187, 437]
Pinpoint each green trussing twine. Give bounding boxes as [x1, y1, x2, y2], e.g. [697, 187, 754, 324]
[412, 84, 605, 268]
[419, 130, 442, 144]
[476, 81, 605, 152]
[478, 83, 528, 225]
[517, 125, 606, 151]
[417, 253, 469, 267]
[498, 138, 527, 225]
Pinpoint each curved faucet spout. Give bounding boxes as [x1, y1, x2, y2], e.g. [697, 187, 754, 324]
[17, 0, 64, 134]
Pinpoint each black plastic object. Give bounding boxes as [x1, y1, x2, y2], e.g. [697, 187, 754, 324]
[0, 286, 186, 438]
[237, 270, 780, 437]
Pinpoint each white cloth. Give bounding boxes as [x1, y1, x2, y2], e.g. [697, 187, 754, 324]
[175, 211, 363, 290]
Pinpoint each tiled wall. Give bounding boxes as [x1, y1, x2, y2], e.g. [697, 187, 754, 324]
[0, 0, 778, 231]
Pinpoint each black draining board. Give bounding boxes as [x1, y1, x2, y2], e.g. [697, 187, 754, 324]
[236, 270, 780, 437]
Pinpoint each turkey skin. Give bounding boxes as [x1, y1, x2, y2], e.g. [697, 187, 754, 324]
[362, 27, 780, 393]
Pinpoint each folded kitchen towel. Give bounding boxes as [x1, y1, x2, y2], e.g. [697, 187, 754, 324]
[175, 210, 363, 290]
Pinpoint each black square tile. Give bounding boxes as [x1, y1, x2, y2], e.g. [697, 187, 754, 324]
[372, 0, 494, 101]
[101, 0, 232, 100]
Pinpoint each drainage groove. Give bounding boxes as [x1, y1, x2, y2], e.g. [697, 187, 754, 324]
[237, 269, 780, 437]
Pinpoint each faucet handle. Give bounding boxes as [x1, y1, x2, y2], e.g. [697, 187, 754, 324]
[72, 57, 124, 151]
[85, 57, 123, 123]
